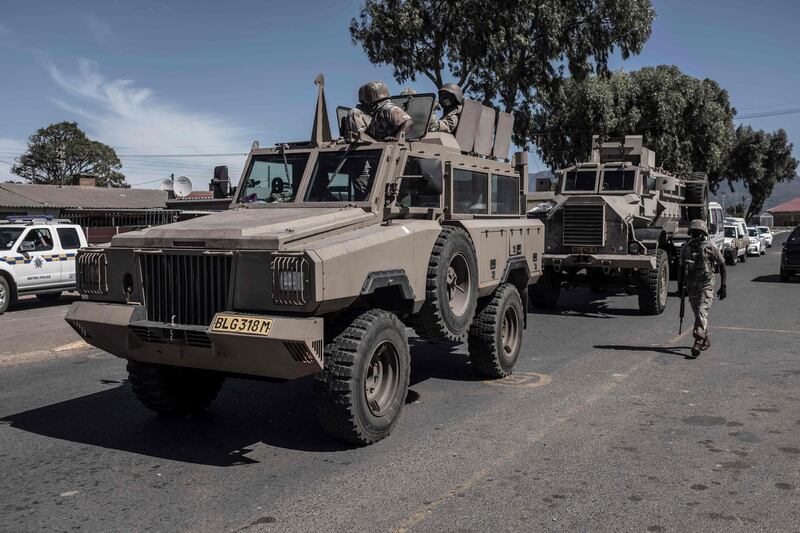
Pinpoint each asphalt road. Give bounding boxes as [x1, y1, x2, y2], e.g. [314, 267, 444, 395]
[1, 233, 798, 532]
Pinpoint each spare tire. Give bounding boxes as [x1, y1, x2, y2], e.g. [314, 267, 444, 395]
[414, 226, 478, 341]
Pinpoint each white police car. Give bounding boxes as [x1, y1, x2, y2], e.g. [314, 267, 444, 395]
[0, 218, 87, 314]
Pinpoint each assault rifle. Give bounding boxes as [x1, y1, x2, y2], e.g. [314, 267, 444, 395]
[678, 258, 693, 334]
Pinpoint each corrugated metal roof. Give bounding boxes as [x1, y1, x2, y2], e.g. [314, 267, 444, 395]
[0, 183, 167, 209]
[768, 197, 800, 214]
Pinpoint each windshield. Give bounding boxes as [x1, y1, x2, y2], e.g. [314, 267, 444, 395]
[724, 227, 736, 238]
[748, 228, 758, 237]
[563, 169, 597, 192]
[0, 227, 24, 250]
[601, 168, 636, 191]
[305, 149, 382, 202]
[757, 227, 769, 234]
[239, 153, 310, 204]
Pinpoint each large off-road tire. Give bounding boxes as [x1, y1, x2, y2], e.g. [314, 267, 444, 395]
[414, 226, 478, 341]
[638, 249, 669, 315]
[314, 309, 410, 445]
[0, 276, 10, 314]
[468, 283, 524, 378]
[740, 250, 747, 263]
[528, 267, 561, 308]
[127, 361, 225, 416]
[780, 267, 791, 282]
[36, 292, 62, 303]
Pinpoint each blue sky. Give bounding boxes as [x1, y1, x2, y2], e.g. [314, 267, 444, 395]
[0, 0, 798, 187]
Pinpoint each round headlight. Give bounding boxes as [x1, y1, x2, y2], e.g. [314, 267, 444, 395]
[628, 242, 640, 254]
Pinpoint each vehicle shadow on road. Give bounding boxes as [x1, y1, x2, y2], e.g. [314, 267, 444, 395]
[752, 274, 798, 284]
[1, 377, 363, 465]
[594, 344, 694, 359]
[0, 343, 481, 465]
[5, 294, 80, 313]
[531, 288, 648, 319]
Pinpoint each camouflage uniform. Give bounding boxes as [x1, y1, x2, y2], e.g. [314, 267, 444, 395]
[344, 107, 372, 136]
[366, 99, 412, 141]
[428, 105, 462, 133]
[680, 237, 724, 340]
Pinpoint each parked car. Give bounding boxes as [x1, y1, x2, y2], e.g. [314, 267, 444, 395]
[746, 227, 766, 256]
[780, 225, 800, 281]
[0, 218, 87, 314]
[757, 226, 773, 247]
[722, 224, 747, 264]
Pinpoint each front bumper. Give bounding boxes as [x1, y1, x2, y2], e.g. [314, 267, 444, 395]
[65, 301, 324, 380]
[747, 243, 760, 254]
[543, 253, 657, 271]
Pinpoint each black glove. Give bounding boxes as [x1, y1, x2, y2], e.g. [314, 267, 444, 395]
[717, 285, 727, 300]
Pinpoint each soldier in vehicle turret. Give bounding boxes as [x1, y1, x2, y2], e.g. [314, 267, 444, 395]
[679, 219, 728, 358]
[428, 83, 463, 134]
[343, 83, 374, 136]
[363, 81, 414, 141]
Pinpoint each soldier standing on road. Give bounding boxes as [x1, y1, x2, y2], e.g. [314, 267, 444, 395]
[363, 81, 414, 141]
[428, 83, 463, 133]
[679, 219, 728, 358]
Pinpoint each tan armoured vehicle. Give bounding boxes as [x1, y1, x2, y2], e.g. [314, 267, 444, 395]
[529, 135, 708, 314]
[65, 78, 544, 445]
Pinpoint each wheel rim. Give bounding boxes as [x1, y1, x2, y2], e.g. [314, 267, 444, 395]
[0, 283, 6, 308]
[446, 252, 471, 316]
[500, 305, 520, 360]
[658, 262, 668, 307]
[364, 341, 400, 417]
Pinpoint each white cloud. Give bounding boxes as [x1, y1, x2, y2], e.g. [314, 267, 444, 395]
[47, 59, 250, 187]
[82, 12, 113, 44]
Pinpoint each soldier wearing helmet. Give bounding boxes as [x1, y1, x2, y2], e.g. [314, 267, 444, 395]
[428, 83, 464, 133]
[679, 219, 727, 357]
[359, 81, 414, 141]
[343, 83, 375, 137]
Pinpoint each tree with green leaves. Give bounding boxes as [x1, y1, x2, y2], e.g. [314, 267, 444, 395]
[11, 122, 127, 187]
[350, 0, 655, 143]
[726, 126, 796, 220]
[531, 65, 736, 189]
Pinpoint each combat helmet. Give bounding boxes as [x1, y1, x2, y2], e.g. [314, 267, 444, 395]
[438, 83, 464, 105]
[689, 219, 708, 236]
[359, 81, 390, 106]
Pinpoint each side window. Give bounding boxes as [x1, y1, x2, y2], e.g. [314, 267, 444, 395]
[491, 174, 520, 215]
[21, 229, 54, 252]
[57, 228, 81, 249]
[398, 157, 442, 208]
[453, 169, 488, 214]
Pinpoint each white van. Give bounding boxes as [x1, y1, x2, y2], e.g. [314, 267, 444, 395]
[0, 218, 88, 314]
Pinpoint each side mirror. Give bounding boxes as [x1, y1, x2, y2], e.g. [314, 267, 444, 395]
[19, 241, 35, 253]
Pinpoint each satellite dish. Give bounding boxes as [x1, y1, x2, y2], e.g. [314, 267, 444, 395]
[173, 176, 193, 198]
[159, 178, 174, 192]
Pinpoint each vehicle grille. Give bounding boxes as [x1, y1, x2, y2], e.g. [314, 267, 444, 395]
[139, 253, 232, 326]
[77, 251, 108, 295]
[562, 204, 605, 247]
[130, 325, 212, 348]
[271, 255, 311, 305]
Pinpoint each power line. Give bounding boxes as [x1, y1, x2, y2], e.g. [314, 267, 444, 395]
[734, 108, 800, 120]
[117, 152, 247, 158]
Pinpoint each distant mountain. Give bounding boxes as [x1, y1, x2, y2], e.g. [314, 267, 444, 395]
[711, 176, 800, 212]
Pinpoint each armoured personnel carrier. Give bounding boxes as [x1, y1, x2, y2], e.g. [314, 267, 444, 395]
[65, 77, 544, 445]
[529, 135, 707, 315]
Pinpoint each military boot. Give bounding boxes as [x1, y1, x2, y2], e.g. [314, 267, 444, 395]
[691, 337, 703, 358]
[700, 336, 712, 352]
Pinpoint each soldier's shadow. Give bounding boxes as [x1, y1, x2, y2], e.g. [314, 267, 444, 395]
[594, 344, 695, 359]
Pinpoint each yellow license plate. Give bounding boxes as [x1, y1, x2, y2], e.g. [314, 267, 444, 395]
[210, 314, 273, 336]
[572, 246, 597, 254]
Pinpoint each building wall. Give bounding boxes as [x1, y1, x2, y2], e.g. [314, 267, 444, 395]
[772, 212, 800, 227]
